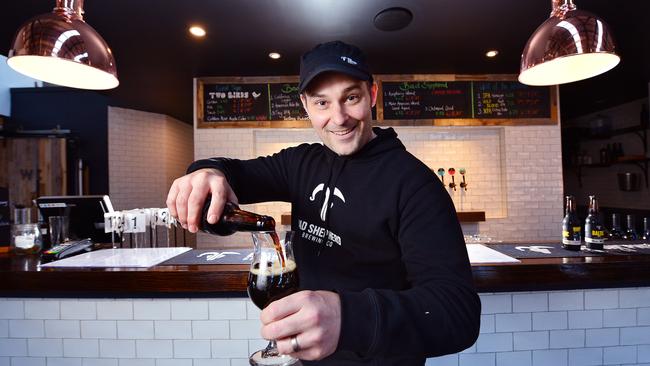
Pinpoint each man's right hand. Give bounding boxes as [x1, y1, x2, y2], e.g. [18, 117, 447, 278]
[166, 168, 239, 233]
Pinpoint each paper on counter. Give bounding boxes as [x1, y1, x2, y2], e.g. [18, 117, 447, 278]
[466, 244, 520, 264]
[40, 244, 515, 268]
[39, 247, 192, 268]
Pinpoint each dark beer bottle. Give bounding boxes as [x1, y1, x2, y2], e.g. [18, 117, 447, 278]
[608, 213, 623, 241]
[561, 195, 582, 250]
[622, 214, 638, 241]
[200, 198, 275, 236]
[642, 217, 650, 240]
[584, 195, 606, 250]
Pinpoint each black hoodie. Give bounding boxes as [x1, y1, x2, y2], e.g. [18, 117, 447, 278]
[188, 127, 480, 365]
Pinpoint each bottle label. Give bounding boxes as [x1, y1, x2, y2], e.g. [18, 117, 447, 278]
[562, 238, 581, 245]
[585, 236, 605, 244]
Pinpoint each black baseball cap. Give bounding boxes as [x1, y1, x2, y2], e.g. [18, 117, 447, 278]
[299, 40, 373, 93]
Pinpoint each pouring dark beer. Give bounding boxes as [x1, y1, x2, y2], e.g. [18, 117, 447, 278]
[248, 259, 299, 309]
[248, 231, 300, 365]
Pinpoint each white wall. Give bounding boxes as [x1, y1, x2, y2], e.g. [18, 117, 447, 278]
[0, 55, 42, 116]
[107, 106, 196, 246]
[108, 106, 194, 210]
[2, 287, 649, 365]
[193, 124, 563, 247]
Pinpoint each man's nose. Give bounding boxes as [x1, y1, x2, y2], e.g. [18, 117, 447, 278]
[330, 103, 348, 125]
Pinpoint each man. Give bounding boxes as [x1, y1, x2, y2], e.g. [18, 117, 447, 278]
[167, 41, 480, 365]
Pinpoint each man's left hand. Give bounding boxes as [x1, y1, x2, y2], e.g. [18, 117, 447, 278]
[260, 290, 341, 360]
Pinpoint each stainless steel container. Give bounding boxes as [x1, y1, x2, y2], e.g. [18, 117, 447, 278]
[617, 172, 639, 191]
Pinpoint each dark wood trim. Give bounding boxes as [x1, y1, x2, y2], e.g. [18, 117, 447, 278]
[2, 248, 649, 297]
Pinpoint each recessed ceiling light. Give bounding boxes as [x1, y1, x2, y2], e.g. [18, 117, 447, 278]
[189, 26, 206, 37]
[268, 52, 281, 60]
[486, 50, 499, 58]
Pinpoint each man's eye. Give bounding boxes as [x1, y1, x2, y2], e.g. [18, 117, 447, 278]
[315, 100, 327, 107]
[347, 95, 359, 102]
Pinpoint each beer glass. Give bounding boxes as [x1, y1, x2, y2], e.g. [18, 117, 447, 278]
[248, 231, 300, 366]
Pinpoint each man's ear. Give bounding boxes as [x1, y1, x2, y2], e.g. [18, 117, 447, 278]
[300, 93, 309, 113]
[370, 82, 378, 108]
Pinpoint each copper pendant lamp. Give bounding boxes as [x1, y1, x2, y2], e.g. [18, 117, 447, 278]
[7, 0, 118, 90]
[518, 0, 620, 86]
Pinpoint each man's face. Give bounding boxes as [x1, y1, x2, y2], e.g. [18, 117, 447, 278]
[300, 73, 378, 156]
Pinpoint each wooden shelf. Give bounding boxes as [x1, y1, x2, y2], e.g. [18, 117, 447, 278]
[575, 157, 649, 188]
[280, 211, 486, 226]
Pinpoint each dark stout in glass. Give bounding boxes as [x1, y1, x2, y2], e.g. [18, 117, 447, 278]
[248, 259, 299, 309]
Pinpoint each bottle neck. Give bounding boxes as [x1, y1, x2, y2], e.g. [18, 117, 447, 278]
[588, 196, 599, 214]
[565, 196, 576, 215]
[222, 203, 276, 231]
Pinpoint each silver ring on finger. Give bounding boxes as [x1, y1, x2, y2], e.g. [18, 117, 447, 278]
[291, 335, 302, 352]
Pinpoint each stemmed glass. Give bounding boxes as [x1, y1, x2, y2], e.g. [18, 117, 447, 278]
[248, 231, 300, 366]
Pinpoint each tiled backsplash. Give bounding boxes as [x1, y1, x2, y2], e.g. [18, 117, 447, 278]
[194, 124, 563, 247]
[2, 287, 649, 365]
[108, 107, 194, 211]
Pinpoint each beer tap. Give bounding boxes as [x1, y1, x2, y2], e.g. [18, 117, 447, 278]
[436, 168, 445, 185]
[448, 168, 457, 191]
[459, 168, 468, 191]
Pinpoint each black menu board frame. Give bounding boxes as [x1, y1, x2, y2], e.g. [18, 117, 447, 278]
[196, 76, 311, 128]
[196, 75, 558, 128]
[376, 74, 558, 126]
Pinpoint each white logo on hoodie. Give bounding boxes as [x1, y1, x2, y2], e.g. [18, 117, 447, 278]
[309, 183, 346, 221]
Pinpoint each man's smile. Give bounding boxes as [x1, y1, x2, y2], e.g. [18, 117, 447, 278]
[329, 124, 357, 136]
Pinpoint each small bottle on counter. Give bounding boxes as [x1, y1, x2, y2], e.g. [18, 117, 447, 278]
[561, 195, 582, 250]
[623, 214, 638, 241]
[200, 197, 275, 236]
[642, 217, 650, 240]
[584, 195, 606, 250]
[608, 213, 623, 241]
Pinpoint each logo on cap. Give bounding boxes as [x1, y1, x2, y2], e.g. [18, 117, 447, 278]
[340, 56, 358, 65]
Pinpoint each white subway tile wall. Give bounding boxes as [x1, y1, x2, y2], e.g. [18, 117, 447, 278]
[2, 288, 649, 365]
[193, 125, 562, 247]
[107, 106, 196, 247]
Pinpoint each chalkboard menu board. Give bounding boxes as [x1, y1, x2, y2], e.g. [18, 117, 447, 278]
[269, 83, 308, 121]
[203, 84, 270, 121]
[197, 76, 557, 127]
[381, 80, 552, 120]
[473, 81, 550, 118]
[382, 81, 472, 120]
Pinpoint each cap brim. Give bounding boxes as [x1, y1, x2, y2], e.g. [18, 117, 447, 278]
[299, 63, 371, 93]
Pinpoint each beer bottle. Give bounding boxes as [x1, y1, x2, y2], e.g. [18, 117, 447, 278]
[622, 214, 638, 241]
[561, 195, 582, 250]
[584, 195, 606, 250]
[608, 213, 623, 241]
[200, 197, 275, 236]
[642, 217, 650, 240]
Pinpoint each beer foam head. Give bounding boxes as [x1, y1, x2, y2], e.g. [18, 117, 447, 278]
[250, 259, 296, 276]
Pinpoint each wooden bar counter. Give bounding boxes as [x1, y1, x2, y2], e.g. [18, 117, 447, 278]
[2, 244, 649, 297]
